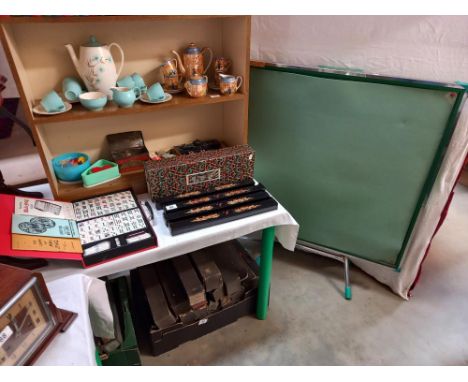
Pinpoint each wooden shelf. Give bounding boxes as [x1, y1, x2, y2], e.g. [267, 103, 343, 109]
[0, 16, 235, 24]
[57, 170, 147, 201]
[1, 16, 251, 200]
[33, 92, 245, 124]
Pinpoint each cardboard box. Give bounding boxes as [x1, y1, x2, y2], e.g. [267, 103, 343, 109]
[131, 240, 259, 357]
[144, 145, 255, 200]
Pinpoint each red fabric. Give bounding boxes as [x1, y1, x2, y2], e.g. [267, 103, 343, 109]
[408, 155, 468, 296]
[408, 191, 455, 296]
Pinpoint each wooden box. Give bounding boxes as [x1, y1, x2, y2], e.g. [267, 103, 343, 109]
[130, 240, 259, 357]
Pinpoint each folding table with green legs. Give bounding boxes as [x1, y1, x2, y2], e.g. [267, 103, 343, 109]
[34, 183, 299, 321]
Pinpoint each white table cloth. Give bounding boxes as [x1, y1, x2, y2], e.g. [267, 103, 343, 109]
[24, 184, 299, 282]
[34, 274, 97, 366]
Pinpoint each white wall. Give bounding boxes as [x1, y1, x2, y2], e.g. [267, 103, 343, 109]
[251, 15, 468, 83]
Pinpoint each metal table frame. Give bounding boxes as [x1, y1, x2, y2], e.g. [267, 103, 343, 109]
[296, 240, 352, 300]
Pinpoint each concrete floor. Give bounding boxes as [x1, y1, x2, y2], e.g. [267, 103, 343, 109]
[142, 184, 468, 366]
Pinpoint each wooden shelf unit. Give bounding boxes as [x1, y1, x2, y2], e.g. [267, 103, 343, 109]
[0, 16, 251, 200]
[32, 92, 245, 124]
[58, 169, 146, 201]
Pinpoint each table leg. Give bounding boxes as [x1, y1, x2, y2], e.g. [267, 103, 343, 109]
[344, 256, 352, 300]
[256, 226, 275, 320]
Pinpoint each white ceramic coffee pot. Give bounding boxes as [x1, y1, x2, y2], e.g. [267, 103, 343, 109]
[65, 35, 124, 98]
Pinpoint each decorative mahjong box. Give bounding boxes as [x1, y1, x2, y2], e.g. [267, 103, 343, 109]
[144, 145, 255, 200]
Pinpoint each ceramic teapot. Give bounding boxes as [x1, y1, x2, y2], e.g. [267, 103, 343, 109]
[65, 36, 125, 98]
[172, 43, 213, 80]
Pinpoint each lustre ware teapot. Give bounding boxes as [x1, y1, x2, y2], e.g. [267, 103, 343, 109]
[172, 43, 213, 80]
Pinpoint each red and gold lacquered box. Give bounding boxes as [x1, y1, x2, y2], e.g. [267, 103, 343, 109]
[144, 145, 255, 200]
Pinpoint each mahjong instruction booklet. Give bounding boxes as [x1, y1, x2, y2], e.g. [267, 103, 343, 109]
[15, 196, 76, 220]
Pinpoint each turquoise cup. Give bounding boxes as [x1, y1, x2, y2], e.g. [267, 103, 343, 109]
[117, 75, 135, 89]
[147, 83, 165, 101]
[111, 87, 141, 108]
[40, 90, 65, 113]
[131, 73, 147, 92]
[62, 77, 83, 102]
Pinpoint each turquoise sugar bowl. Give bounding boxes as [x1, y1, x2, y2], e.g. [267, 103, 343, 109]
[79, 91, 108, 111]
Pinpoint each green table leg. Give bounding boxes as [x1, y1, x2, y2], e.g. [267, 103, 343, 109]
[256, 226, 275, 320]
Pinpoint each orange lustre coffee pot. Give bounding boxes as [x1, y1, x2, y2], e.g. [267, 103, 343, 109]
[172, 42, 213, 80]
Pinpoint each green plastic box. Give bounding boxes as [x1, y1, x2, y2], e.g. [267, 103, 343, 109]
[81, 159, 120, 188]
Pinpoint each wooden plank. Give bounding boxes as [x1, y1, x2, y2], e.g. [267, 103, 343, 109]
[172, 256, 207, 310]
[56, 170, 146, 201]
[250, 60, 267, 68]
[0, 16, 235, 24]
[138, 265, 177, 330]
[221, 16, 251, 145]
[242, 16, 252, 144]
[156, 260, 196, 324]
[32, 93, 245, 124]
[0, 24, 58, 197]
[190, 249, 223, 292]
